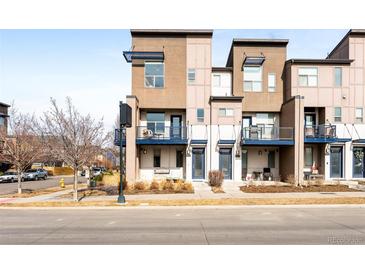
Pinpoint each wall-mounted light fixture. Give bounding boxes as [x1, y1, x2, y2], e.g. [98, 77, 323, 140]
[258, 150, 262, 156]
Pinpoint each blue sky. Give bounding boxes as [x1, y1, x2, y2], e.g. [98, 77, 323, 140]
[0, 29, 348, 129]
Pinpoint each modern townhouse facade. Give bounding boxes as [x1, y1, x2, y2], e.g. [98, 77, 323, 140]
[121, 29, 365, 184]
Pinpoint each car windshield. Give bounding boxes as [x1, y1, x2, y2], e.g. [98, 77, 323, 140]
[26, 169, 37, 173]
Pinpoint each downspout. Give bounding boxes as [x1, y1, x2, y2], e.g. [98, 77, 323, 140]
[210, 101, 212, 175]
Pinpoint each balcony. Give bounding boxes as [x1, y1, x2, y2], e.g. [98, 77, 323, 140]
[304, 124, 338, 143]
[136, 126, 188, 145]
[241, 126, 294, 146]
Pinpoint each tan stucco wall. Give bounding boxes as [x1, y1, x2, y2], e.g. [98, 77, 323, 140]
[126, 96, 139, 183]
[210, 101, 242, 125]
[232, 45, 286, 112]
[131, 35, 187, 109]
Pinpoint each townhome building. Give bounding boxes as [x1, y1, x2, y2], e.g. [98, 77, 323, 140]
[0, 102, 10, 172]
[121, 29, 365, 184]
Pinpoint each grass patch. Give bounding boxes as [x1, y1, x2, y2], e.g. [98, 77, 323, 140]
[2, 197, 365, 207]
[0, 184, 87, 198]
[240, 185, 361, 193]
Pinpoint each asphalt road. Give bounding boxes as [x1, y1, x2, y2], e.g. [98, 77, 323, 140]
[1, 206, 365, 244]
[0, 176, 86, 195]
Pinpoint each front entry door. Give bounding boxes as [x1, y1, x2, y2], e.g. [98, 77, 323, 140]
[242, 149, 248, 180]
[242, 117, 252, 139]
[353, 147, 365, 178]
[219, 148, 232, 180]
[170, 115, 182, 139]
[192, 148, 205, 179]
[330, 146, 343, 178]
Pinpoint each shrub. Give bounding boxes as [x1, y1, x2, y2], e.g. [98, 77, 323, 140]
[150, 180, 160, 191]
[286, 174, 296, 185]
[134, 181, 147, 191]
[162, 179, 174, 191]
[174, 180, 185, 192]
[182, 182, 194, 192]
[94, 174, 103, 182]
[208, 170, 224, 187]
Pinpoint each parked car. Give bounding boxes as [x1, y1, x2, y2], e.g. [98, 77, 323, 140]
[23, 169, 48, 181]
[92, 167, 102, 177]
[0, 171, 24, 183]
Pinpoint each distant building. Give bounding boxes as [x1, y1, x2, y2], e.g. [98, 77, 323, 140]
[0, 102, 10, 171]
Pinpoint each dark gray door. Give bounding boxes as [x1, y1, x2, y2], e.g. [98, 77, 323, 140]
[219, 148, 232, 180]
[353, 147, 365, 178]
[192, 148, 205, 179]
[330, 146, 343, 178]
[170, 115, 182, 139]
[242, 149, 248, 179]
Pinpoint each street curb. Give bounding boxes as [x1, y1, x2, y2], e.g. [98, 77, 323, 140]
[1, 204, 365, 210]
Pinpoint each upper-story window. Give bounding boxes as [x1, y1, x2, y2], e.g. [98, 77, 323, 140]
[0, 117, 5, 127]
[334, 107, 342, 122]
[197, 108, 204, 123]
[298, 67, 318, 87]
[356, 108, 363, 123]
[243, 66, 262, 92]
[213, 74, 221, 87]
[268, 73, 276, 92]
[334, 67, 342, 87]
[145, 62, 164, 88]
[219, 108, 234, 117]
[147, 112, 165, 133]
[188, 69, 196, 83]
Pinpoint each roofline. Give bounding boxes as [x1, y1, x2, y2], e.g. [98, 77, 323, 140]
[130, 29, 213, 36]
[0, 102, 10, 107]
[286, 59, 354, 65]
[209, 96, 244, 103]
[328, 29, 365, 58]
[232, 38, 289, 45]
[212, 67, 232, 72]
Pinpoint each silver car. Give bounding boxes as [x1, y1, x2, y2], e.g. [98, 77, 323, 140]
[0, 171, 24, 183]
[23, 169, 48, 181]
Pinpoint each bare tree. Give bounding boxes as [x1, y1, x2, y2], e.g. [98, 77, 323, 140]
[41, 97, 107, 201]
[0, 106, 44, 194]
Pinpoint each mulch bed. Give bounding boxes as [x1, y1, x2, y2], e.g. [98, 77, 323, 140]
[211, 186, 225, 193]
[240, 185, 361, 193]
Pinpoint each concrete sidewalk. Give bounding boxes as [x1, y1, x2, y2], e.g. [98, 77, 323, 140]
[1, 181, 365, 204]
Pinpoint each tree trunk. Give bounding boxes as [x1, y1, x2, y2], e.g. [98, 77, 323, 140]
[17, 167, 22, 195]
[73, 168, 78, 202]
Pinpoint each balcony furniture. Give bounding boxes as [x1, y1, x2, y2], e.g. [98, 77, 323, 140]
[249, 126, 259, 139]
[309, 174, 324, 183]
[142, 129, 154, 138]
[252, 171, 263, 180]
[305, 127, 315, 137]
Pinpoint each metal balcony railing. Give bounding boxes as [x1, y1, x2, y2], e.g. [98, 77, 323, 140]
[304, 124, 336, 139]
[136, 126, 188, 141]
[242, 126, 294, 141]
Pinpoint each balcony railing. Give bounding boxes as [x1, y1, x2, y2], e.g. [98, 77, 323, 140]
[136, 126, 188, 144]
[242, 126, 294, 140]
[304, 124, 336, 140]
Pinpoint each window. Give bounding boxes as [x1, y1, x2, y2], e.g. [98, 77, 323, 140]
[356, 108, 363, 123]
[305, 147, 313, 167]
[145, 62, 164, 88]
[197, 108, 204, 123]
[147, 112, 165, 133]
[213, 74, 221, 87]
[268, 151, 275, 168]
[219, 108, 234, 117]
[298, 67, 318, 87]
[268, 73, 276, 92]
[153, 149, 161, 168]
[176, 150, 183, 168]
[334, 107, 342, 122]
[334, 67, 342, 87]
[0, 117, 4, 126]
[188, 69, 196, 83]
[243, 66, 262, 92]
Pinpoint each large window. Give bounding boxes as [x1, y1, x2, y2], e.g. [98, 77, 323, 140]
[298, 67, 318, 87]
[356, 108, 363, 123]
[145, 62, 164, 88]
[197, 108, 204, 123]
[243, 66, 262, 92]
[334, 107, 342, 122]
[268, 73, 276, 92]
[147, 112, 165, 133]
[153, 149, 161, 168]
[219, 108, 234, 117]
[305, 146, 313, 167]
[334, 67, 342, 87]
[0, 117, 5, 126]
